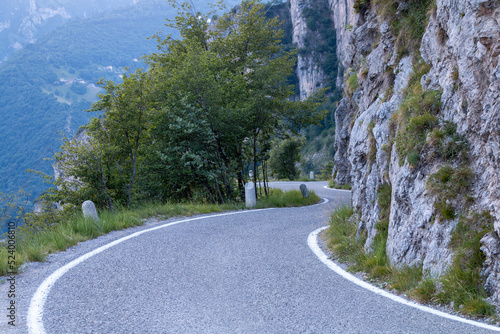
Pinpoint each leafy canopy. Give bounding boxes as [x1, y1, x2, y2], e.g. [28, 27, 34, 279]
[51, 0, 326, 208]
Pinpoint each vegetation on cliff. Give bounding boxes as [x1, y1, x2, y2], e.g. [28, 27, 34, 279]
[328, 0, 498, 320]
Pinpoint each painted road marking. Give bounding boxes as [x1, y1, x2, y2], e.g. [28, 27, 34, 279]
[28, 196, 330, 334]
[27, 209, 274, 334]
[323, 185, 351, 192]
[308, 226, 500, 332]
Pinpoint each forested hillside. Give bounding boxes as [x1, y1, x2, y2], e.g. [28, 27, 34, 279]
[0, 0, 239, 196]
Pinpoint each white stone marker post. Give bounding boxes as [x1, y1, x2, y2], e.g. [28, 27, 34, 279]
[245, 171, 256, 208]
[309, 171, 314, 180]
[82, 200, 99, 221]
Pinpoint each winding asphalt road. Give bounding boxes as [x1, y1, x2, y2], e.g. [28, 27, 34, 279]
[1, 181, 499, 333]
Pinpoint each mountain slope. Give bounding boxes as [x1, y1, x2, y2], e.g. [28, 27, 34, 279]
[0, 0, 239, 196]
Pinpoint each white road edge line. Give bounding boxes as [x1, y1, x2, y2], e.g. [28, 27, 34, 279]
[27, 209, 273, 334]
[323, 185, 351, 192]
[301, 197, 329, 207]
[308, 226, 500, 332]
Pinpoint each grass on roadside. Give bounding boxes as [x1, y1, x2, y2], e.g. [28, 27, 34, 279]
[325, 205, 497, 319]
[256, 188, 320, 208]
[1, 189, 319, 277]
[328, 179, 352, 190]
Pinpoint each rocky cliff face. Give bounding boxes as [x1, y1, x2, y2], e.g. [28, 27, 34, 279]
[290, 0, 327, 99]
[0, 0, 70, 61]
[328, 0, 356, 66]
[321, 0, 500, 301]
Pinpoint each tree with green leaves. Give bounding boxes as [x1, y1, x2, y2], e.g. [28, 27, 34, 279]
[88, 70, 156, 206]
[49, 0, 326, 208]
[53, 70, 155, 209]
[53, 129, 122, 210]
[146, 0, 325, 201]
[269, 136, 305, 180]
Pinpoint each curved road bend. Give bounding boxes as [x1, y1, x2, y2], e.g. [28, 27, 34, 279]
[1, 181, 498, 333]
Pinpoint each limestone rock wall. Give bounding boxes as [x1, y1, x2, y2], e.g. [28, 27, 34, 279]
[290, 0, 327, 99]
[328, 0, 500, 300]
[328, 0, 356, 66]
[19, 1, 71, 44]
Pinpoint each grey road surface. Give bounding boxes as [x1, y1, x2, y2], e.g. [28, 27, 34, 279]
[1, 181, 498, 333]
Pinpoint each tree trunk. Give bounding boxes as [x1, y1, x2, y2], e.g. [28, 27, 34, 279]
[215, 179, 225, 204]
[263, 160, 269, 197]
[237, 146, 245, 199]
[126, 137, 140, 207]
[253, 132, 258, 200]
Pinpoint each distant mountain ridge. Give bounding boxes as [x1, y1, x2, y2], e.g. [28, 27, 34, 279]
[0, 0, 139, 64]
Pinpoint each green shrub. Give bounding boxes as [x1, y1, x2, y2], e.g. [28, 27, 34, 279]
[327, 204, 392, 280]
[396, 113, 438, 165]
[429, 165, 453, 185]
[441, 135, 469, 162]
[46, 228, 80, 251]
[451, 166, 473, 192]
[427, 128, 444, 146]
[450, 211, 493, 250]
[256, 188, 320, 208]
[22, 241, 48, 263]
[390, 265, 423, 292]
[328, 179, 352, 190]
[367, 121, 377, 164]
[269, 137, 305, 181]
[427, 165, 472, 197]
[377, 182, 391, 221]
[411, 277, 437, 303]
[407, 151, 420, 166]
[443, 121, 457, 136]
[393, 60, 441, 165]
[427, 165, 473, 220]
[435, 202, 455, 220]
[407, 113, 439, 133]
[325, 205, 362, 263]
[346, 70, 359, 96]
[451, 67, 459, 82]
[437, 256, 493, 316]
[425, 121, 470, 162]
[435, 211, 495, 317]
[369, 220, 389, 270]
[461, 298, 496, 317]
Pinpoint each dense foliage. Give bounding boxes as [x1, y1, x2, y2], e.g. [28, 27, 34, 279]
[269, 137, 304, 180]
[51, 0, 325, 209]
